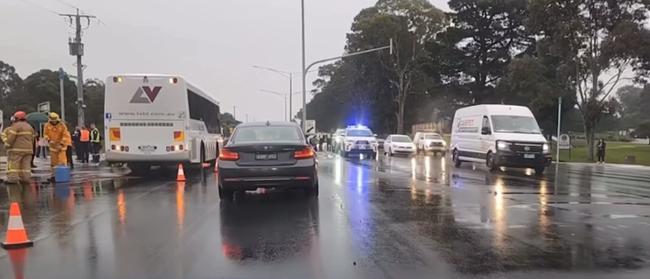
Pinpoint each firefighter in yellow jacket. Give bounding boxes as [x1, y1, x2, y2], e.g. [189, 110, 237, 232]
[43, 113, 69, 175]
[3, 111, 35, 184]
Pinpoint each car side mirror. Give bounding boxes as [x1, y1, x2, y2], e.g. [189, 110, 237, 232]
[481, 127, 491, 135]
[373, 134, 377, 137]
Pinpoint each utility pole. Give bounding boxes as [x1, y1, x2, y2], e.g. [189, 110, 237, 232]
[58, 68, 66, 122]
[60, 9, 95, 127]
[233, 106, 237, 120]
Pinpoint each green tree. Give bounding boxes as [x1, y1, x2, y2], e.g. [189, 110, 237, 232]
[219, 112, 241, 137]
[439, 0, 534, 104]
[617, 85, 650, 129]
[0, 60, 23, 122]
[528, 0, 650, 161]
[343, 0, 446, 133]
[20, 69, 78, 124]
[84, 79, 105, 128]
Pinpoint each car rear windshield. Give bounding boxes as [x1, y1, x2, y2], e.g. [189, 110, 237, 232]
[231, 126, 303, 143]
[347, 129, 372, 137]
[392, 135, 412, 142]
[491, 115, 542, 134]
[424, 134, 442, 139]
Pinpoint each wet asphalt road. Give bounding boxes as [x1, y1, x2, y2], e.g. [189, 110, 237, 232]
[1, 154, 650, 278]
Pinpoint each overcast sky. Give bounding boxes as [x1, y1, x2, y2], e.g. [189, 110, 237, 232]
[2, 0, 450, 122]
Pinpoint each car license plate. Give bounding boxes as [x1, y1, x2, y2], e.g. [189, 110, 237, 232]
[524, 154, 535, 159]
[255, 153, 278, 160]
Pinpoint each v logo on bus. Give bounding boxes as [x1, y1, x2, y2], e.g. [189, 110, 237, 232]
[130, 86, 162, 103]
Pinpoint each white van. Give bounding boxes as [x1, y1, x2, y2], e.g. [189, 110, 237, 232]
[450, 105, 551, 174]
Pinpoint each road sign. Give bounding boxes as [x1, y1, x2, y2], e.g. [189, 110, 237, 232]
[37, 102, 51, 113]
[305, 120, 316, 134]
[558, 134, 571, 150]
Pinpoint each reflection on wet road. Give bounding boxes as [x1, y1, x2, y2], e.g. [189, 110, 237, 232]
[1, 155, 650, 278]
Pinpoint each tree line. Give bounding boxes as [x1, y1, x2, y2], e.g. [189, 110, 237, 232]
[301, 0, 650, 160]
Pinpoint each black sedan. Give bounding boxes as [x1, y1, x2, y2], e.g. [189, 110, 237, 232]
[217, 122, 319, 200]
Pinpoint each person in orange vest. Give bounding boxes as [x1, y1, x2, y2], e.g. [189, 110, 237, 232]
[3, 111, 35, 184]
[79, 125, 90, 163]
[44, 112, 69, 181]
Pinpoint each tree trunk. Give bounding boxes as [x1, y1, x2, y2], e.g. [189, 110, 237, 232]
[584, 122, 595, 162]
[396, 100, 405, 134]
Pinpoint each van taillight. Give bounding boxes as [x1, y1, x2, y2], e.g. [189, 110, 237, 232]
[110, 128, 121, 141]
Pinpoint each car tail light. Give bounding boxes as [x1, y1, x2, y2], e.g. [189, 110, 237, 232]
[173, 131, 185, 142]
[294, 147, 315, 159]
[110, 128, 121, 141]
[219, 148, 239, 161]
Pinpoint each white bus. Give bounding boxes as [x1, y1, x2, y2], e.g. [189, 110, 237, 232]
[104, 74, 221, 173]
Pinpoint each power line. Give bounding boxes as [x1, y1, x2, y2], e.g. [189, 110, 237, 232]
[53, 0, 76, 10]
[16, 0, 59, 15]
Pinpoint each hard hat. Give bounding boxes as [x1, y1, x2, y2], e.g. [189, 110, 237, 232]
[48, 112, 61, 121]
[13, 111, 27, 120]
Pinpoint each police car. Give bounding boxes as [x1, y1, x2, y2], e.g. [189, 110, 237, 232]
[340, 125, 378, 158]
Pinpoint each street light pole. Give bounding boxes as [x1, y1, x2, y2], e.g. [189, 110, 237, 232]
[300, 44, 392, 131]
[289, 73, 293, 121]
[301, 0, 307, 131]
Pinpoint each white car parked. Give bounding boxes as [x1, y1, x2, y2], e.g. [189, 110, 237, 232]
[413, 132, 447, 156]
[384, 134, 416, 156]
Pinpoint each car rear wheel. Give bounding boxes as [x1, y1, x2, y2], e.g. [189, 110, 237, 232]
[305, 180, 319, 197]
[219, 184, 234, 201]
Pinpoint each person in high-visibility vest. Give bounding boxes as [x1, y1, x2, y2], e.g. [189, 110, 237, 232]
[90, 123, 101, 163]
[79, 126, 90, 163]
[44, 113, 69, 178]
[3, 111, 35, 184]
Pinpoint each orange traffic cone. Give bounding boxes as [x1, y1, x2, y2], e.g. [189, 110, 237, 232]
[176, 164, 186, 182]
[2, 203, 33, 249]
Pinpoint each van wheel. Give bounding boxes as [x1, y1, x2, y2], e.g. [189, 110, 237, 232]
[486, 152, 498, 172]
[534, 166, 545, 175]
[453, 150, 462, 167]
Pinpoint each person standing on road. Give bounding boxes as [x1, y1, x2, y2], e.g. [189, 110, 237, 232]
[44, 113, 69, 181]
[3, 111, 35, 184]
[326, 134, 332, 152]
[64, 128, 74, 169]
[90, 123, 101, 163]
[72, 126, 81, 161]
[37, 133, 48, 159]
[597, 138, 607, 164]
[79, 126, 90, 163]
